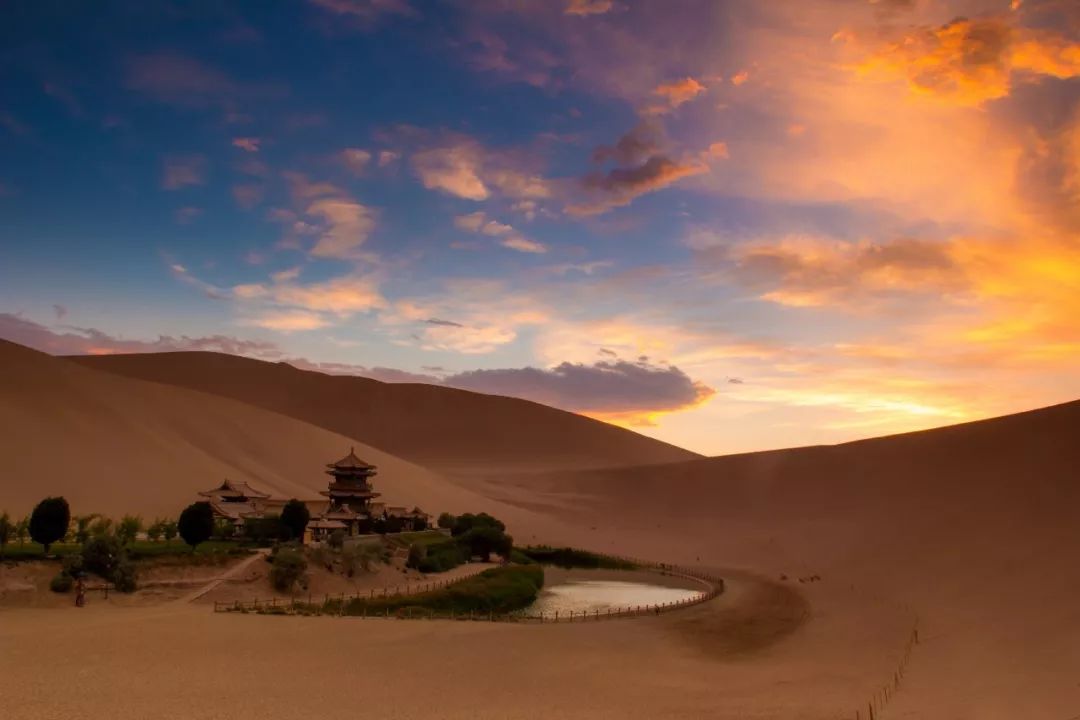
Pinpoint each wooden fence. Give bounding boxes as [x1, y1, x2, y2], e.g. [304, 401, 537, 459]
[850, 619, 919, 720]
[214, 552, 724, 622]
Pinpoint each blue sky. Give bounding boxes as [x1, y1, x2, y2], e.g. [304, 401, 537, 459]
[2, 0, 1079, 455]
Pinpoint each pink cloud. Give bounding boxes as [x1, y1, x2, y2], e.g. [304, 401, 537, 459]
[161, 155, 207, 190]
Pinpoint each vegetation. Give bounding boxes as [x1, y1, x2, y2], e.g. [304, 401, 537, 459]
[162, 519, 178, 542]
[270, 547, 308, 592]
[29, 496, 70, 554]
[242, 515, 288, 544]
[73, 514, 98, 544]
[333, 565, 544, 617]
[82, 535, 124, 578]
[280, 500, 310, 541]
[516, 546, 639, 570]
[437, 512, 455, 529]
[146, 518, 164, 542]
[178, 502, 214, 550]
[49, 572, 74, 593]
[117, 515, 143, 545]
[0, 511, 12, 557]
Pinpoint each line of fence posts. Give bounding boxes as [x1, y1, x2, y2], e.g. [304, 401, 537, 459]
[215, 550, 724, 621]
[852, 620, 919, 720]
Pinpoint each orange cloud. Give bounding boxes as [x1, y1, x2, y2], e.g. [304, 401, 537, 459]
[232, 137, 260, 152]
[242, 310, 330, 332]
[564, 0, 613, 17]
[853, 17, 1080, 106]
[645, 77, 706, 114]
[501, 236, 547, 254]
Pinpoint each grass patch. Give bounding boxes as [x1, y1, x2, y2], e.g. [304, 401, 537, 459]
[392, 530, 452, 547]
[517, 546, 639, 570]
[320, 564, 545, 617]
[0, 540, 251, 564]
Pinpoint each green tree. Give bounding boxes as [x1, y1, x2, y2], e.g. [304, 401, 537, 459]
[178, 502, 214, 551]
[162, 519, 178, 542]
[82, 535, 123, 578]
[451, 512, 505, 537]
[146, 519, 163, 542]
[269, 547, 308, 592]
[280, 499, 310, 542]
[15, 516, 29, 544]
[29, 497, 70, 554]
[74, 514, 99, 544]
[90, 516, 113, 537]
[460, 525, 513, 563]
[437, 512, 456, 529]
[117, 515, 143, 545]
[0, 512, 12, 557]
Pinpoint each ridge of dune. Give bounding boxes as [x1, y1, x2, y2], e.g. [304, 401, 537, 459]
[71, 350, 699, 473]
[0, 339, 548, 526]
[479, 397, 1080, 717]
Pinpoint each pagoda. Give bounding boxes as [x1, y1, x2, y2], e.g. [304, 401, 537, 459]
[318, 447, 382, 535]
[197, 479, 272, 532]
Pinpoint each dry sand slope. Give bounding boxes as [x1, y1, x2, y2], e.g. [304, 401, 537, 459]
[0, 339, 551, 527]
[72, 350, 698, 473]
[484, 400, 1080, 719]
[3, 339, 1079, 719]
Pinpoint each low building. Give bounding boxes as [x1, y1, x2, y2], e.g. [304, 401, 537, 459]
[197, 479, 273, 533]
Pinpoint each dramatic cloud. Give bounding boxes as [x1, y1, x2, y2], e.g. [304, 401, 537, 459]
[409, 133, 552, 202]
[232, 137, 261, 152]
[413, 144, 490, 200]
[445, 359, 715, 425]
[279, 172, 377, 259]
[644, 76, 706, 114]
[342, 148, 372, 173]
[453, 211, 546, 253]
[161, 155, 207, 190]
[308, 0, 415, 24]
[716, 235, 966, 307]
[0, 313, 284, 357]
[570, 155, 705, 215]
[565, 0, 613, 16]
[851, 16, 1080, 106]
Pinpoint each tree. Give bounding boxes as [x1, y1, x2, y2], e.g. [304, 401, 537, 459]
[15, 516, 29, 544]
[451, 512, 505, 538]
[177, 502, 214, 551]
[0, 512, 12, 557]
[162, 519, 178, 542]
[146, 519, 163, 543]
[280, 499, 310, 543]
[74, 514, 99, 544]
[29, 497, 70, 554]
[117, 515, 143, 545]
[437, 512, 456, 530]
[90, 516, 113, 537]
[82, 535, 123, 578]
[460, 525, 513, 563]
[269, 547, 308, 592]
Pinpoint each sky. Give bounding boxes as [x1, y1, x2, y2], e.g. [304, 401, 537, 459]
[1, 0, 1078, 456]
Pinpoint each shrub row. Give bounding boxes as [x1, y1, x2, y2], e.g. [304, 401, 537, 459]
[516, 546, 639, 570]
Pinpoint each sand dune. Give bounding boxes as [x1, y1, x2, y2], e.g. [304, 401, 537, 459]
[72, 350, 698, 473]
[481, 400, 1080, 717]
[0, 340, 543, 524]
[4, 338, 1079, 717]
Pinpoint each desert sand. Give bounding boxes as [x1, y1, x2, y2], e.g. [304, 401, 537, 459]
[2, 339, 1079, 718]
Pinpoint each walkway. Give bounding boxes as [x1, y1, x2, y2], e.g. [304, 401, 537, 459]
[178, 549, 271, 604]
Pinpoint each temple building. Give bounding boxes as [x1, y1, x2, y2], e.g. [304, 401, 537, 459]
[197, 479, 274, 533]
[309, 448, 431, 541]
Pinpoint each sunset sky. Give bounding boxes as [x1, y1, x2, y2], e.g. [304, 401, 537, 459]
[1, 0, 1078, 455]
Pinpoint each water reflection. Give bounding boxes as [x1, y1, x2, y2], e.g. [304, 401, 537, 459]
[528, 579, 702, 616]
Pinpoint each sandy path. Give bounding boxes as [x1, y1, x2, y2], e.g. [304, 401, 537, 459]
[177, 549, 271, 603]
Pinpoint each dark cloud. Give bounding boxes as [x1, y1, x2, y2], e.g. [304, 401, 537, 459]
[1, 315, 715, 420]
[569, 155, 705, 215]
[52, 304, 67, 320]
[0, 313, 283, 358]
[425, 317, 464, 327]
[443, 359, 715, 415]
[591, 123, 663, 165]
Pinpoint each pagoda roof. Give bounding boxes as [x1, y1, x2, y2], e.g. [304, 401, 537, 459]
[320, 488, 380, 499]
[326, 447, 377, 471]
[208, 500, 264, 521]
[198, 478, 271, 500]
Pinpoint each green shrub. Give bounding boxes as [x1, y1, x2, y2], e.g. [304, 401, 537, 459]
[50, 572, 74, 593]
[62, 553, 85, 578]
[270, 548, 308, 592]
[437, 512, 456, 529]
[338, 564, 544, 616]
[517, 546, 638, 570]
[280, 500, 310, 542]
[509, 549, 535, 565]
[243, 515, 288, 544]
[82, 535, 123, 578]
[111, 560, 138, 593]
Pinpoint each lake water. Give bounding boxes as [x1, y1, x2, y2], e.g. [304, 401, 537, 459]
[527, 579, 702, 617]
